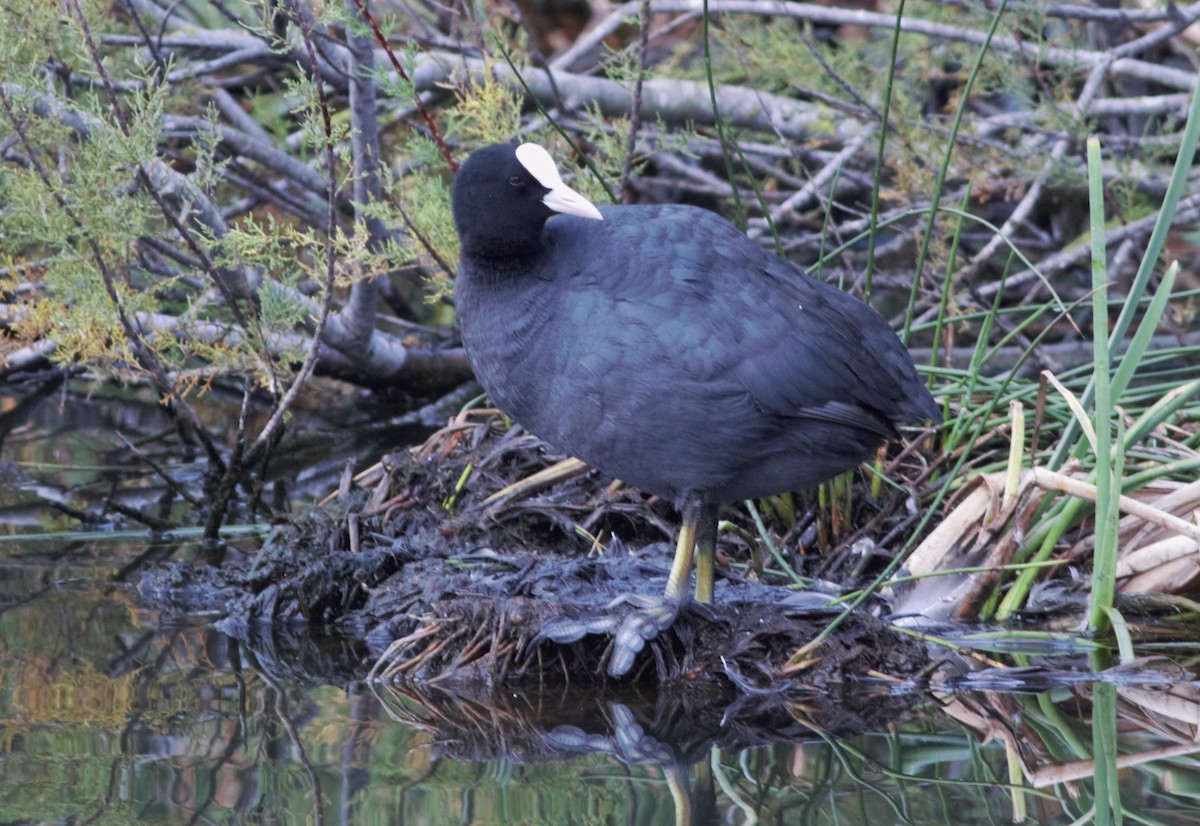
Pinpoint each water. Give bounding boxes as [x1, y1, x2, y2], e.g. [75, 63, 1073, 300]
[3, 384, 1200, 823]
[7, 541, 1200, 822]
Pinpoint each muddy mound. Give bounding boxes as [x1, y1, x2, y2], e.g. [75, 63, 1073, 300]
[139, 409, 934, 692]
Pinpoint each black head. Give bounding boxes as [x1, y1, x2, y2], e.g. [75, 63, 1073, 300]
[452, 143, 602, 259]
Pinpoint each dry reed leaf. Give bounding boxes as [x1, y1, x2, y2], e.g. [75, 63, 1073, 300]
[1027, 469, 1200, 595]
[892, 472, 1046, 619]
[903, 473, 1004, 579]
[1117, 685, 1200, 742]
[1113, 535, 1200, 593]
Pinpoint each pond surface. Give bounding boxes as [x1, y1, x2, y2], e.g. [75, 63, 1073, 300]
[7, 537, 1200, 821]
[3, 384, 1200, 824]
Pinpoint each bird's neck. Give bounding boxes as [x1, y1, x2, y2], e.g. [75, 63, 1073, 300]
[459, 226, 547, 264]
[459, 243, 548, 288]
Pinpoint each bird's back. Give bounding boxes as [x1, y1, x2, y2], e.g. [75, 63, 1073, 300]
[456, 203, 938, 505]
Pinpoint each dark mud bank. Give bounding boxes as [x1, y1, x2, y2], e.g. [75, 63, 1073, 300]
[138, 411, 933, 695]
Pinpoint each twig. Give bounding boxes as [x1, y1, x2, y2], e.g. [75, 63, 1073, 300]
[551, 3, 641, 71]
[977, 191, 1200, 298]
[1, 21, 228, 474]
[349, 0, 456, 170]
[987, 2, 1181, 23]
[327, 0, 385, 356]
[421, 50, 851, 142]
[79, 4, 260, 325]
[772, 125, 876, 220]
[633, 0, 1200, 90]
[496, 0, 569, 114]
[245, 2, 343, 469]
[961, 58, 1110, 278]
[620, 0, 653, 200]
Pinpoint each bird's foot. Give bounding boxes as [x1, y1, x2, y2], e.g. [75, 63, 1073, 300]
[607, 594, 682, 677]
[536, 593, 684, 678]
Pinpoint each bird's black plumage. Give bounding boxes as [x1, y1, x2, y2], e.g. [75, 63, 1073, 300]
[451, 142, 939, 647]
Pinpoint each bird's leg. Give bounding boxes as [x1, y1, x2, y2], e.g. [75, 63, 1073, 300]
[692, 504, 719, 603]
[545, 498, 717, 678]
[663, 499, 702, 602]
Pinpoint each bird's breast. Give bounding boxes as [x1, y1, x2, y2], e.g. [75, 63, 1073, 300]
[456, 264, 558, 423]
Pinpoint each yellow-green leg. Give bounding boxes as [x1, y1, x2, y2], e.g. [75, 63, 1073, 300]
[664, 501, 719, 603]
[608, 500, 722, 677]
[663, 509, 698, 602]
[693, 504, 718, 603]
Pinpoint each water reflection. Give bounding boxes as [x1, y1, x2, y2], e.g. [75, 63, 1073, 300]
[3, 540, 1200, 824]
[0, 380, 435, 536]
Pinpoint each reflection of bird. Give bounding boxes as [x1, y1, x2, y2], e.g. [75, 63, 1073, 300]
[451, 143, 940, 671]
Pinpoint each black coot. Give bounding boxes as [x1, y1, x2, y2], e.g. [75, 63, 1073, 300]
[452, 143, 940, 657]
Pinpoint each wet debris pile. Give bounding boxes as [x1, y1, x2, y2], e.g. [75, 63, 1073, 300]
[139, 409, 934, 691]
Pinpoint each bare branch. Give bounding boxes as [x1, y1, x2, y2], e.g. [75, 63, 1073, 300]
[416, 50, 856, 142]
